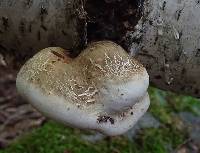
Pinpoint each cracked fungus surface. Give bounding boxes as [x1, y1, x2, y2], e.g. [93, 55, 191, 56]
[18, 42, 145, 108]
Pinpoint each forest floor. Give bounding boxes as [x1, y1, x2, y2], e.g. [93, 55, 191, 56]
[0, 64, 200, 153]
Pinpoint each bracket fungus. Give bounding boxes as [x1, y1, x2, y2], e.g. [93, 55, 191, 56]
[16, 41, 150, 136]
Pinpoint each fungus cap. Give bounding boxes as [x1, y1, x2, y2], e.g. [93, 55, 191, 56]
[16, 41, 150, 136]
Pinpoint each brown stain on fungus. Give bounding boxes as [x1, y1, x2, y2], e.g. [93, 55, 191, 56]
[97, 116, 114, 124]
[51, 50, 65, 59]
[50, 50, 71, 64]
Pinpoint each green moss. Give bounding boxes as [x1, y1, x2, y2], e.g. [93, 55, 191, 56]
[1, 87, 199, 153]
[149, 87, 200, 123]
[0, 121, 186, 153]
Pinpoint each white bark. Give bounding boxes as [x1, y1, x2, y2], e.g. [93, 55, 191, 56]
[127, 0, 200, 97]
[0, 0, 86, 61]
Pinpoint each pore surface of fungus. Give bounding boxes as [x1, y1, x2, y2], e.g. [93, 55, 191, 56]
[16, 41, 150, 136]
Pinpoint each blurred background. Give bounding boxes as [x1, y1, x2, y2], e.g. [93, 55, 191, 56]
[0, 65, 200, 153]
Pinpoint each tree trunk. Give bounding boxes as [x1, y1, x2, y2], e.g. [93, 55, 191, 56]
[0, 0, 86, 66]
[0, 0, 200, 98]
[126, 0, 200, 98]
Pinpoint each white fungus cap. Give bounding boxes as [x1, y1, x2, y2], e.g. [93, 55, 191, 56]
[16, 41, 150, 136]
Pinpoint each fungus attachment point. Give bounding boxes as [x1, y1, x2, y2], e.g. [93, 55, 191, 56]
[16, 41, 150, 136]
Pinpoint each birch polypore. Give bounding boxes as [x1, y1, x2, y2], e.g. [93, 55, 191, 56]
[16, 41, 150, 136]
